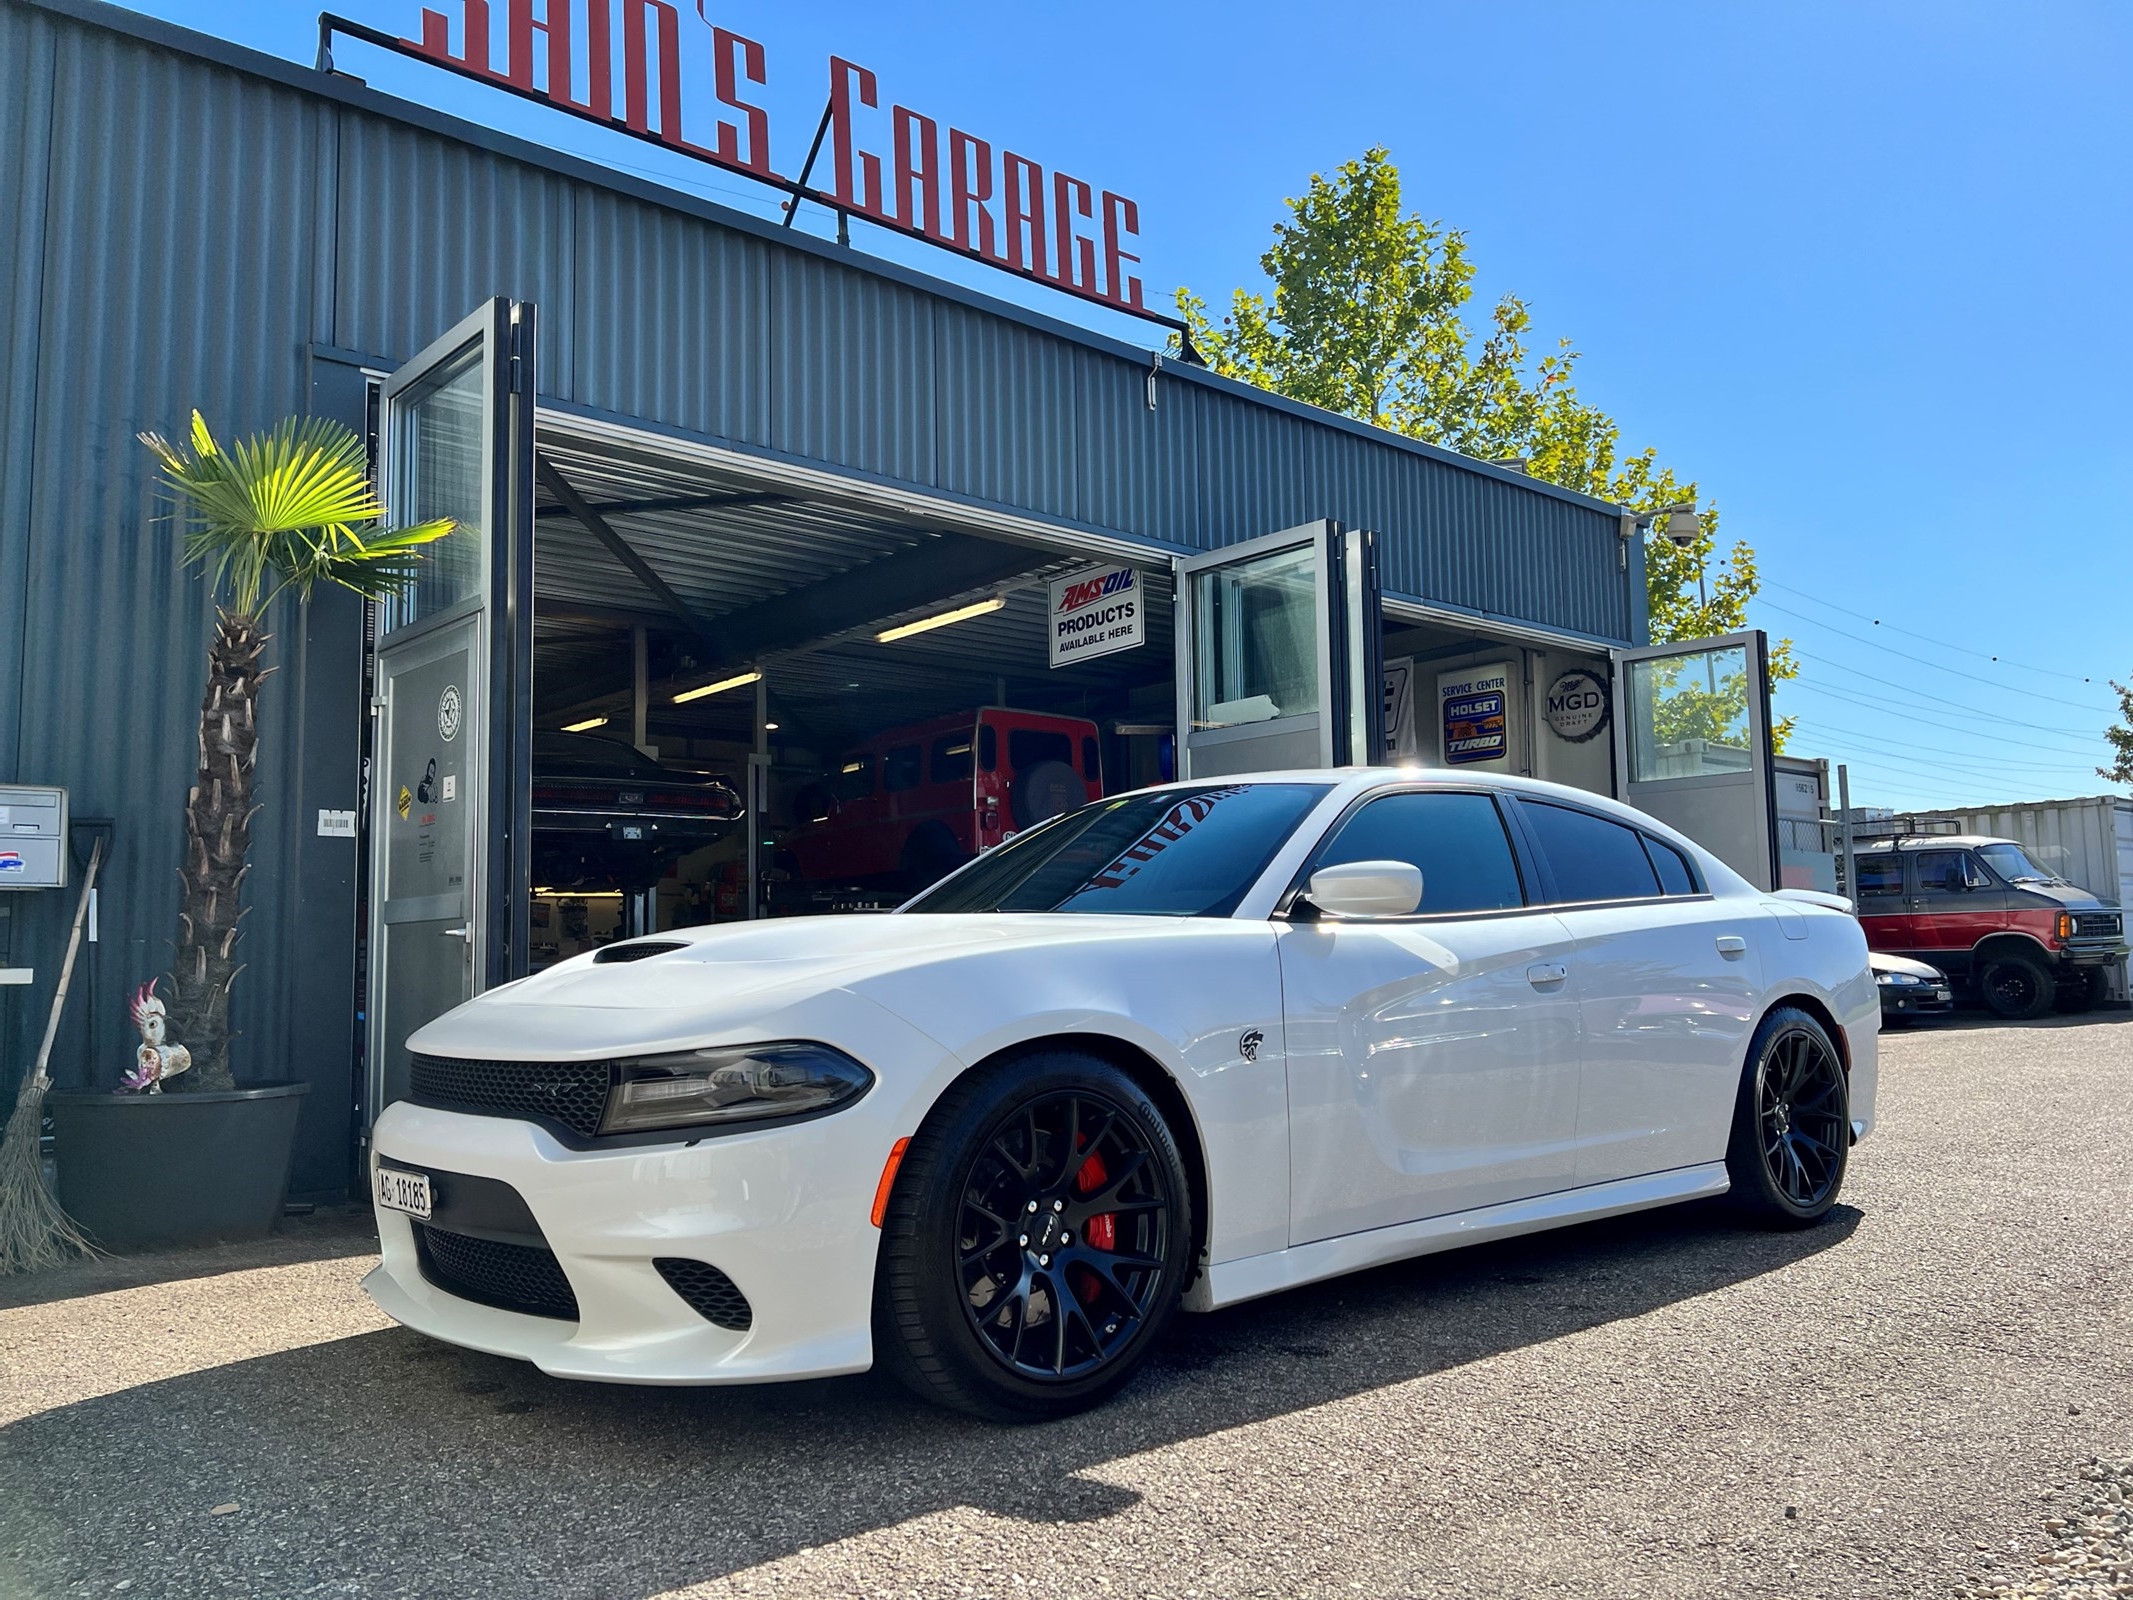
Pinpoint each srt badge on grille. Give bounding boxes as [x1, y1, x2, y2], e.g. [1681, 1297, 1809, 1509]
[1239, 1029, 1263, 1062]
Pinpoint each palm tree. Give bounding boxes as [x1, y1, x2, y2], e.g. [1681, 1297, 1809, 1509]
[140, 412, 452, 1090]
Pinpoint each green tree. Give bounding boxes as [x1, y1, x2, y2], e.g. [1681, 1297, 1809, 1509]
[1178, 146, 1796, 744]
[140, 412, 451, 1088]
[2101, 681, 2133, 785]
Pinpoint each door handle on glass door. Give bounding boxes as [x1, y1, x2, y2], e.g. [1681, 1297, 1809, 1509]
[440, 925, 472, 940]
[1526, 962, 1569, 987]
[1715, 935, 1747, 958]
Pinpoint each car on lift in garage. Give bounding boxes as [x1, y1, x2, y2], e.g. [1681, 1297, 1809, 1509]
[780, 708, 1102, 894]
[531, 731, 743, 893]
[1850, 835, 2127, 1018]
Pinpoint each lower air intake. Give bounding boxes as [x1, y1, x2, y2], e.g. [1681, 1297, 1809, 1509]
[413, 1224, 580, 1322]
[654, 1257, 753, 1331]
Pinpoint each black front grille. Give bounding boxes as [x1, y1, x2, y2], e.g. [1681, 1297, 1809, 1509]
[409, 1054, 612, 1140]
[2074, 912, 2122, 939]
[654, 1258, 753, 1331]
[413, 1224, 580, 1321]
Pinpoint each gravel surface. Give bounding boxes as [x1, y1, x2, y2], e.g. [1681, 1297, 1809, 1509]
[1963, 1458, 2133, 1598]
[2, 1012, 2129, 1599]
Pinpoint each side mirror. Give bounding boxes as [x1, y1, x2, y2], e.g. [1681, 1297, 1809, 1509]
[1300, 860, 1423, 919]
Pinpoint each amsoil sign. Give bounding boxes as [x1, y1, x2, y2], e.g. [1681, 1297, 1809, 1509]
[390, 2, 1148, 315]
[1048, 565, 1142, 668]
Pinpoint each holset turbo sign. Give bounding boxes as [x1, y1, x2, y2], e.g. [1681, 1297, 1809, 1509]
[1048, 565, 1142, 668]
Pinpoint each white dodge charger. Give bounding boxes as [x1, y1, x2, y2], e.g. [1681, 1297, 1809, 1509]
[366, 769, 1876, 1420]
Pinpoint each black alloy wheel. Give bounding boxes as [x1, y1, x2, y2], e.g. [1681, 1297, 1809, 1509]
[874, 1053, 1192, 1421]
[1980, 950, 2054, 1020]
[1725, 1007, 1850, 1228]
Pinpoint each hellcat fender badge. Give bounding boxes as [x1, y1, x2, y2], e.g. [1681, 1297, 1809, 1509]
[1239, 1029, 1264, 1062]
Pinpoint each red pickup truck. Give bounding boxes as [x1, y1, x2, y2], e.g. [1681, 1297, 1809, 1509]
[781, 708, 1102, 893]
[1851, 835, 2127, 1018]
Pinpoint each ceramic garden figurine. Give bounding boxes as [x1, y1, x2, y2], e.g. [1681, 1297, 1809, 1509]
[120, 979, 193, 1093]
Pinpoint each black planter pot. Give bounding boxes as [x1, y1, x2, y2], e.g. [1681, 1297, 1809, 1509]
[47, 1082, 310, 1252]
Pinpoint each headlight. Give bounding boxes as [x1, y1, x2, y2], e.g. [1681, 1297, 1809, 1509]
[1876, 970, 1925, 987]
[599, 1042, 873, 1135]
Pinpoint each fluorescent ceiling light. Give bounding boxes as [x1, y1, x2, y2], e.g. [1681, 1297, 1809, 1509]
[876, 595, 1005, 643]
[561, 715, 609, 732]
[673, 669, 763, 705]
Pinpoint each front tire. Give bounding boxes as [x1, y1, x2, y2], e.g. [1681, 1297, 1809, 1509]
[1725, 1007, 1850, 1229]
[1980, 950, 2054, 1019]
[2054, 968, 2105, 1015]
[873, 1052, 1193, 1421]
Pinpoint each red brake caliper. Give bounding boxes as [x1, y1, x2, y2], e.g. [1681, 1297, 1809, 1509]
[1073, 1144, 1115, 1311]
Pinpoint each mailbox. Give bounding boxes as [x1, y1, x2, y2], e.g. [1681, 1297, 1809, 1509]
[0, 785, 68, 890]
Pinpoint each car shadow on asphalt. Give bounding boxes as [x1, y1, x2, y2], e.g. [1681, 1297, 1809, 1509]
[0, 1197, 1859, 1598]
[0, 1205, 381, 1312]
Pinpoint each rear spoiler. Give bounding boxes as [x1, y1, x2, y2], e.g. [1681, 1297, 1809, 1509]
[1773, 887, 1854, 916]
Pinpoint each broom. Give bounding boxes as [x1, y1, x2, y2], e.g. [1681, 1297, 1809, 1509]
[0, 837, 104, 1274]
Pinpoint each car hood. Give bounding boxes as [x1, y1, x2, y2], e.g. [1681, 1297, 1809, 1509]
[406, 913, 1196, 1059]
[1870, 951, 1946, 981]
[2005, 881, 2115, 910]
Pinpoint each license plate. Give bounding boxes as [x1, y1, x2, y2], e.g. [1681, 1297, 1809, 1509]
[375, 1166, 432, 1220]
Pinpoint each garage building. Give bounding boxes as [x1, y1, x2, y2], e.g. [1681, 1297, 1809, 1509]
[0, 0, 1779, 1198]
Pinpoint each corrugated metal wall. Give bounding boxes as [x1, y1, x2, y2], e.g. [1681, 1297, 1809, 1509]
[1, 0, 1642, 1194]
[0, 1, 366, 1194]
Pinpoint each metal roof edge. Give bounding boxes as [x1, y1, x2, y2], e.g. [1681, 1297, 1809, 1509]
[22, 0, 1632, 525]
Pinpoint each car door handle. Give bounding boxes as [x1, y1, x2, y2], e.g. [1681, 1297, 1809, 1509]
[1715, 935, 1747, 958]
[1526, 962, 1569, 987]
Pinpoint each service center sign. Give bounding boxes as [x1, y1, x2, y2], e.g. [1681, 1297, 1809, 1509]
[1438, 663, 1511, 766]
[1049, 565, 1143, 668]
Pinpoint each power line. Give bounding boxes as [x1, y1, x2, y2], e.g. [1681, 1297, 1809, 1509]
[1759, 600, 2114, 712]
[1763, 579, 2104, 687]
[1784, 678, 2105, 755]
[1786, 717, 2096, 773]
[1788, 653, 2109, 737]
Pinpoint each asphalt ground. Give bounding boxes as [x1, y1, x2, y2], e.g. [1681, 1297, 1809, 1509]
[2, 1011, 2129, 1600]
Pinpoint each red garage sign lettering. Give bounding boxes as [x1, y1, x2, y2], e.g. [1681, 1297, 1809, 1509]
[388, 2, 1146, 315]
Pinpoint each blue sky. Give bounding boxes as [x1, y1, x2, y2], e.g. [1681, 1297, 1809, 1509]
[135, 0, 2132, 811]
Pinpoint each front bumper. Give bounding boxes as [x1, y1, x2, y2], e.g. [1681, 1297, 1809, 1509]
[2058, 939, 2129, 969]
[1878, 982, 1953, 1019]
[365, 1101, 886, 1385]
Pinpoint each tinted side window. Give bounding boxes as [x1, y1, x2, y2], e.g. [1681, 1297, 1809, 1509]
[1912, 849, 1971, 894]
[1854, 855, 1903, 897]
[1009, 728, 1073, 771]
[1082, 737, 1101, 783]
[1312, 791, 1525, 914]
[883, 744, 922, 793]
[1644, 836, 1698, 895]
[1521, 800, 1663, 903]
[834, 755, 876, 802]
[978, 724, 998, 772]
[930, 734, 974, 784]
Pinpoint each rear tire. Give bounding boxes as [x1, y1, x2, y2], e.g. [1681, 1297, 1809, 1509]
[1979, 950, 2054, 1019]
[1725, 1007, 1850, 1229]
[873, 1052, 1193, 1422]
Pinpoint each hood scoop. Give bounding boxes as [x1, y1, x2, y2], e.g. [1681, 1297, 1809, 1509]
[593, 940, 689, 965]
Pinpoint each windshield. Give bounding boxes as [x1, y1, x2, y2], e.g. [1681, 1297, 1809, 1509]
[904, 784, 1328, 917]
[1976, 842, 2066, 885]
